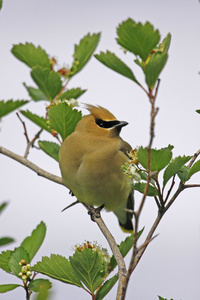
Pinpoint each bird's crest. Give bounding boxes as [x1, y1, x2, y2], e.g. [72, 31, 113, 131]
[85, 104, 117, 121]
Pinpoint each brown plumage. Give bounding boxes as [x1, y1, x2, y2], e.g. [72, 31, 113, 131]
[59, 105, 134, 232]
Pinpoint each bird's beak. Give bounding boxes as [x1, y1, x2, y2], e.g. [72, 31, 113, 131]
[114, 121, 129, 129]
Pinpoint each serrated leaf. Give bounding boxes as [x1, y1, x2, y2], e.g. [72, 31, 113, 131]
[0, 284, 21, 293]
[117, 19, 160, 61]
[0, 100, 28, 119]
[23, 83, 49, 101]
[0, 250, 12, 273]
[110, 229, 143, 272]
[28, 279, 52, 292]
[59, 88, 87, 101]
[145, 51, 168, 89]
[38, 141, 60, 162]
[70, 247, 107, 293]
[177, 165, 190, 183]
[96, 274, 118, 300]
[163, 156, 192, 187]
[20, 222, 46, 261]
[69, 33, 101, 78]
[133, 182, 158, 196]
[31, 66, 62, 101]
[138, 146, 173, 172]
[11, 43, 50, 69]
[0, 202, 8, 214]
[48, 102, 82, 141]
[20, 110, 51, 133]
[0, 237, 15, 247]
[8, 247, 30, 277]
[95, 51, 139, 84]
[188, 160, 200, 180]
[32, 254, 83, 288]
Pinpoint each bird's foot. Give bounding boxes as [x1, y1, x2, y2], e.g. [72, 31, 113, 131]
[87, 204, 104, 222]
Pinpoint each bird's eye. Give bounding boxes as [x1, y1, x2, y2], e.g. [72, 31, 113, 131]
[96, 119, 105, 127]
[95, 119, 120, 128]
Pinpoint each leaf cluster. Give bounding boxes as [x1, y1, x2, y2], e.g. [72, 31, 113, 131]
[32, 232, 141, 300]
[1, 33, 100, 161]
[95, 18, 171, 91]
[0, 222, 51, 296]
[132, 145, 200, 201]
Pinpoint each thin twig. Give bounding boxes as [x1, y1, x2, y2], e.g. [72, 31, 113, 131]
[16, 112, 43, 158]
[0, 146, 64, 185]
[81, 203, 127, 300]
[61, 200, 80, 212]
[121, 80, 160, 300]
[187, 149, 200, 168]
[164, 174, 176, 204]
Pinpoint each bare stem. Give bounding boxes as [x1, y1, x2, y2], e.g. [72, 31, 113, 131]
[16, 112, 43, 158]
[121, 81, 160, 300]
[82, 204, 127, 300]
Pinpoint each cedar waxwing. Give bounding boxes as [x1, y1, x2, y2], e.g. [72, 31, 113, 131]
[59, 105, 134, 232]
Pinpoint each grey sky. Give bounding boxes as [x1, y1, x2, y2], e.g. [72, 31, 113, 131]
[1, 1, 200, 299]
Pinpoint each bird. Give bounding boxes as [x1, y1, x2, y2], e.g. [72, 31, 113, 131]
[59, 104, 134, 232]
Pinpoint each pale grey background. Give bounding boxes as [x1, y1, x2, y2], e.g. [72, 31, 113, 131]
[1, 0, 200, 299]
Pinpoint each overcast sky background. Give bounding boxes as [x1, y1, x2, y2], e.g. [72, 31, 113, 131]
[1, 0, 200, 299]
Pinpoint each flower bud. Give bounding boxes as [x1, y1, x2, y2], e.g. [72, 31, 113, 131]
[21, 265, 27, 273]
[26, 271, 32, 278]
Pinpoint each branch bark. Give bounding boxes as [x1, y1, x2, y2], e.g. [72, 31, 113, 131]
[0, 146, 64, 186]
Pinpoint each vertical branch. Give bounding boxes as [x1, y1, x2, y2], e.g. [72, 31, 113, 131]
[120, 81, 160, 300]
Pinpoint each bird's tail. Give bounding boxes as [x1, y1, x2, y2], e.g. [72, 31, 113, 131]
[113, 190, 134, 233]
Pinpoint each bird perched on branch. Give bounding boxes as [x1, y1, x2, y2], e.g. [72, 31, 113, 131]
[59, 104, 134, 232]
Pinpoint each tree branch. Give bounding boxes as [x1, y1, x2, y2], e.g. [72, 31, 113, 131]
[0, 146, 64, 186]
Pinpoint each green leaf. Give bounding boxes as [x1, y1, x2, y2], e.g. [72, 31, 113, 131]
[69, 33, 101, 78]
[0, 0, 2, 10]
[177, 165, 190, 183]
[32, 254, 83, 288]
[0, 237, 15, 247]
[95, 51, 139, 84]
[196, 109, 200, 114]
[70, 247, 107, 293]
[110, 229, 143, 272]
[48, 102, 82, 141]
[96, 274, 118, 300]
[0, 100, 28, 119]
[117, 19, 160, 61]
[133, 182, 158, 196]
[0, 202, 8, 214]
[188, 160, 200, 180]
[8, 247, 30, 277]
[59, 88, 87, 101]
[20, 110, 51, 133]
[31, 66, 62, 102]
[34, 286, 50, 300]
[163, 156, 192, 187]
[145, 51, 168, 89]
[159, 33, 171, 53]
[0, 250, 12, 273]
[138, 146, 173, 172]
[20, 222, 46, 261]
[28, 279, 52, 292]
[0, 284, 21, 293]
[38, 141, 60, 162]
[11, 43, 50, 69]
[23, 83, 49, 101]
